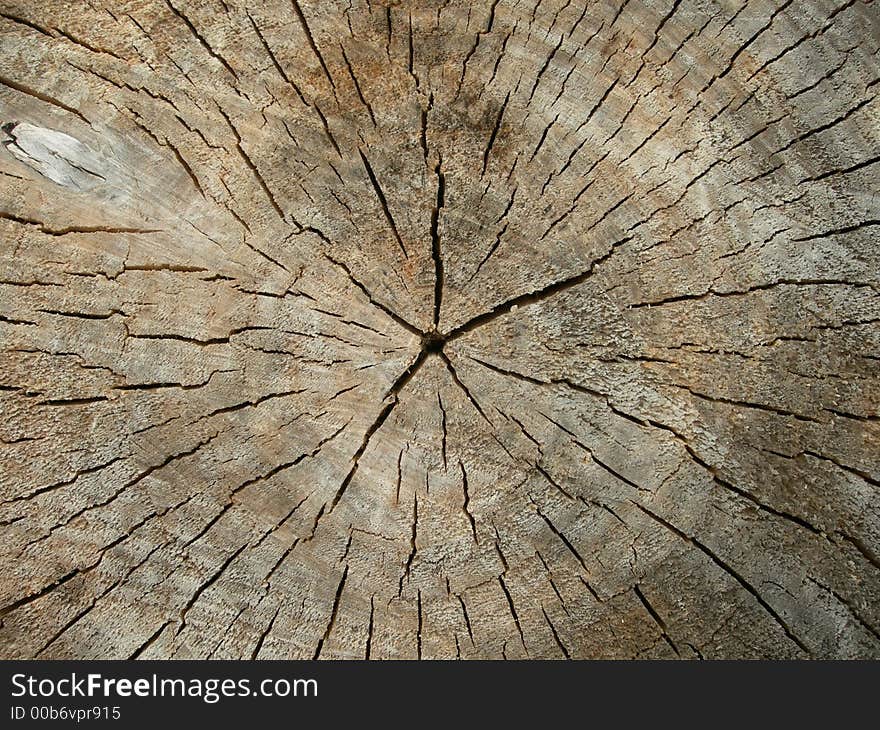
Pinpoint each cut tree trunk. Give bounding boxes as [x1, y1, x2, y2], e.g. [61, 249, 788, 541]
[0, 0, 878, 660]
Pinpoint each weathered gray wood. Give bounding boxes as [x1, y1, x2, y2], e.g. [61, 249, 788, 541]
[0, 0, 878, 659]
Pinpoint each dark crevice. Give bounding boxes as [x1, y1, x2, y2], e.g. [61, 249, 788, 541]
[0, 569, 79, 617]
[322, 253, 421, 336]
[290, 0, 337, 95]
[395, 448, 405, 505]
[0, 76, 91, 125]
[364, 596, 375, 660]
[416, 590, 423, 659]
[314, 103, 343, 158]
[326, 398, 398, 515]
[176, 542, 249, 636]
[340, 45, 376, 126]
[358, 148, 408, 258]
[323, 346, 429, 518]
[458, 594, 474, 646]
[214, 105, 289, 232]
[437, 391, 448, 470]
[459, 460, 478, 542]
[542, 607, 571, 659]
[536, 551, 571, 616]
[533, 504, 600, 602]
[313, 565, 348, 660]
[499, 575, 527, 652]
[3, 455, 125, 506]
[445, 240, 630, 342]
[0, 211, 161, 237]
[633, 584, 680, 657]
[420, 329, 446, 355]
[398, 495, 419, 597]
[246, 11, 308, 106]
[164, 0, 238, 81]
[129, 621, 171, 660]
[632, 501, 811, 656]
[0, 11, 53, 38]
[250, 605, 282, 660]
[439, 352, 490, 423]
[482, 92, 510, 176]
[430, 156, 445, 326]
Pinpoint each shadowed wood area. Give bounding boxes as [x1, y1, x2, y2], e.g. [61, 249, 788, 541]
[0, 0, 878, 659]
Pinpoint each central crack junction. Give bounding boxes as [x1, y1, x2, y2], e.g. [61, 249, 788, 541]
[420, 329, 446, 355]
[322, 242, 616, 523]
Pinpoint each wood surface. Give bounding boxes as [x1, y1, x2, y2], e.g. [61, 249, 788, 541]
[1, 0, 878, 659]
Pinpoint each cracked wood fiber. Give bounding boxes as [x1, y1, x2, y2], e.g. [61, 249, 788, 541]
[0, 0, 878, 661]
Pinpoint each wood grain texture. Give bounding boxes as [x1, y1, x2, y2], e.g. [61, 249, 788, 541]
[0, 0, 878, 659]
